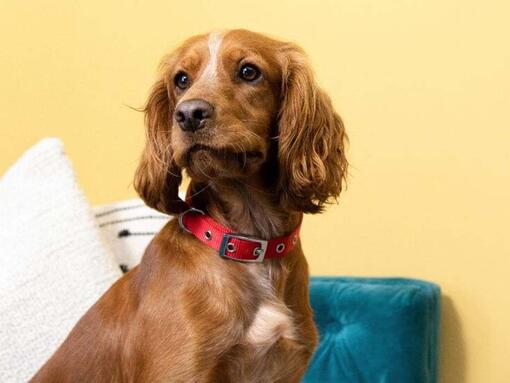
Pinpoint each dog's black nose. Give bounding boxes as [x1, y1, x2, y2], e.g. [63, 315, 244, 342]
[174, 99, 214, 132]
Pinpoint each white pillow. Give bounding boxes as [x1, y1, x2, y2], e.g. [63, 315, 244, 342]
[0, 138, 122, 382]
[94, 199, 171, 271]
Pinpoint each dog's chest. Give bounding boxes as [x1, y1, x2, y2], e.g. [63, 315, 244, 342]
[245, 302, 296, 349]
[215, 299, 302, 382]
[209, 264, 305, 381]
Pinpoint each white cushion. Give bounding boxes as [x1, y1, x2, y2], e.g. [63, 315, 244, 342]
[0, 138, 122, 382]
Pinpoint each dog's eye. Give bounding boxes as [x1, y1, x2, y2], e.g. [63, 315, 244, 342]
[174, 71, 190, 90]
[239, 64, 261, 82]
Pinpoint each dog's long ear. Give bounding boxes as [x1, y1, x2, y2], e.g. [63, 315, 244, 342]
[134, 78, 187, 215]
[277, 45, 348, 214]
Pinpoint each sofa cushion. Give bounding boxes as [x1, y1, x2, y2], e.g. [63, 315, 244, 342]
[94, 199, 170, 270]
[0, 139, 122, 382]
[304, 277, 440, 383]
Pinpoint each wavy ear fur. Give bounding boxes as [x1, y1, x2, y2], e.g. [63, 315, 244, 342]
[134, 78, 187, 215]
[277, 45, 348, 214]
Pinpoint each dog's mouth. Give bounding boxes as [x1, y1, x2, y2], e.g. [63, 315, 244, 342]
[186, 144, 264, 165]
[182, 144, 265, 180]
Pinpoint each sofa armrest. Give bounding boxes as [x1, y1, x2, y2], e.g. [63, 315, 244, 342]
[305, 277, 440, 383]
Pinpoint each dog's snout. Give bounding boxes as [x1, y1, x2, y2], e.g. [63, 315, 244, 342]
[174, 99, 214, 132]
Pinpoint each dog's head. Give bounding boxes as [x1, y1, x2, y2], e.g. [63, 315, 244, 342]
[135, 29, 347, 214]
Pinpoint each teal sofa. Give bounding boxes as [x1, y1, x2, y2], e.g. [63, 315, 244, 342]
[305, 277, 441, 383]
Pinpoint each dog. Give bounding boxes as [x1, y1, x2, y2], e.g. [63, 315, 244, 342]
[31, 29, 348, 382]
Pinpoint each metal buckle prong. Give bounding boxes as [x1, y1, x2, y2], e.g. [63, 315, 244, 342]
[219, 233, 268, 263]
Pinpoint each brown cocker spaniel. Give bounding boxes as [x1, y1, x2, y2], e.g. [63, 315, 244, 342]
[31, 29, 348, 383]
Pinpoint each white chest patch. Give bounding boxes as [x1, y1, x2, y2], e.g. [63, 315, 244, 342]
[246, 303, 296, 349]
[200, 31, 223, 81]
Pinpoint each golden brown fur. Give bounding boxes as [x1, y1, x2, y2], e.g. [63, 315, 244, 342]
[31, 29, 347, 383]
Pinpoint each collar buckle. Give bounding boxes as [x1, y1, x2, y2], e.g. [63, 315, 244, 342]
[178, 207, 205, 234]
[219, 233, 268, 262]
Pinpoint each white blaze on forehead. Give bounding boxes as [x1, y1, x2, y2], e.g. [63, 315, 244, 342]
[200, 31, 224, 81]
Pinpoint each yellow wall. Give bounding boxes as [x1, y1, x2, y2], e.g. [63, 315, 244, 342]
[1, 1, 509, 381]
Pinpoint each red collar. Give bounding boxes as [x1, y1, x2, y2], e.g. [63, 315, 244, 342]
[178, 208, 302, 262]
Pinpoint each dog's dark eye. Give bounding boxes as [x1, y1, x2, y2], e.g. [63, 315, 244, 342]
[239, 64, 261, 82]
[174, 71, 190, 90]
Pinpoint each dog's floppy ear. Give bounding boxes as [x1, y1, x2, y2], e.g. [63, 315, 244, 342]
[277, 45, 348, 214]
[134, 78, 187, 215]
